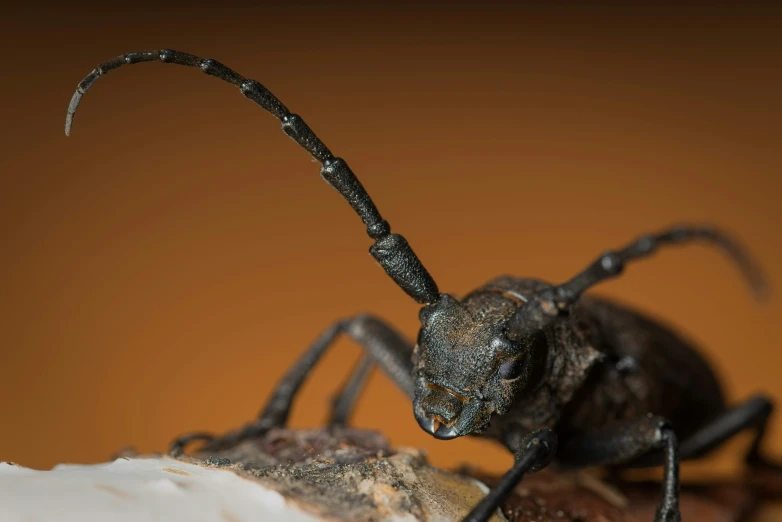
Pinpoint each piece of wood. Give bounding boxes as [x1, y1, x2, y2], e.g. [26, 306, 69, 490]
[1, 428, 778, 521]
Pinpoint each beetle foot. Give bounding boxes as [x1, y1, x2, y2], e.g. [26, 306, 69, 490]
[169, 419, 275, 456]
[168, 432, 215, 456]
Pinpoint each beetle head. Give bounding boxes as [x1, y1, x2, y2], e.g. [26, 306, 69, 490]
[412, 293, 546, 440]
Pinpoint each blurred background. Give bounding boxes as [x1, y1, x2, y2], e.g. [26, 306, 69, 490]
[0, 1, 780, 484]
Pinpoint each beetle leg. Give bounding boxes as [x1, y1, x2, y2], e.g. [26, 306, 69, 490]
[169, 314, 414, 455]
[557, 416, 681, 522]
[462, 429, 556, 522]
[673, 394, 779, 469]
[329, 354, 375, 427]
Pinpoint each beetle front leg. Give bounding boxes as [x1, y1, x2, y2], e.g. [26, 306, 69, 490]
[462, 429, 557, 522]
[169, 314, 414, 454]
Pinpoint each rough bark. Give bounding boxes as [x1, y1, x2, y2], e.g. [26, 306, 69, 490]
[1, 427, 779, 522]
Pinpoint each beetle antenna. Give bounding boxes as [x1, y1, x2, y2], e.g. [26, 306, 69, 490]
[65, 50, 440, 305]
[507, 225, 769, 340]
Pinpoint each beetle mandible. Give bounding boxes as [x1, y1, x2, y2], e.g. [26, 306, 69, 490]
[65, 49, 779, 522]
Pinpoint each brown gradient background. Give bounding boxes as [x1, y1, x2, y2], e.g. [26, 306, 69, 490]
[1, 2, 780, 482]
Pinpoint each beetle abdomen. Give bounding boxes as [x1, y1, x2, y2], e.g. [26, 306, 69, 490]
[572, 296, 727, 439]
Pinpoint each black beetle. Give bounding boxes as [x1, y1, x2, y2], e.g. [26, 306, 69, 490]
[66, 49, 778, 522]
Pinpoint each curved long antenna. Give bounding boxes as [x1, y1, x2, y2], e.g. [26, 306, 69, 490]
[65, 50, 440, 304]
[507, 225, 769, 340]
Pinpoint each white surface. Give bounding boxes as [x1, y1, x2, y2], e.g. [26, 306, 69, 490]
[0, 457, 324, 522]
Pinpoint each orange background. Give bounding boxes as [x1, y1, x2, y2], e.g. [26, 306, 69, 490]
[1, 3, 780, 481]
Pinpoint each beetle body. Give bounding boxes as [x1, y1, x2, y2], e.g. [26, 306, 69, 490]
[413, 275, 725, 465]
[458, 276, 725, 463]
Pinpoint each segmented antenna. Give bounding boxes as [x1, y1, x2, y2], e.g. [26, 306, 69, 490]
[507, 225, 769, 340]
[66, 50, 440, 305]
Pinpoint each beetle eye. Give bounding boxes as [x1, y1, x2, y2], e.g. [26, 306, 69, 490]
[498, 357, 524, 380]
